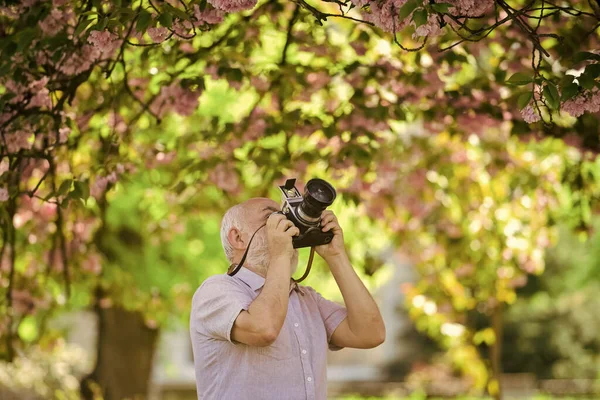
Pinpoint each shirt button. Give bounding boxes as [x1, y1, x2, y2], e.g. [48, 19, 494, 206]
[302, 349, 307, 354]
[307, 377, 312, 382]
[294, 323, 299, 327]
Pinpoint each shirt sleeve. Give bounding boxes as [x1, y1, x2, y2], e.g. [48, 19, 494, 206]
[309, 287, 348, 351]
[191, 277, 253, 343]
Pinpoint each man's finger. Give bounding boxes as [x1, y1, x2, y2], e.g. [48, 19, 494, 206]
[321, 215, 334, 225]
[286, 227, 300, 237]
[321, 222, 339, 232]
[277, 219, 294, 231]
[267, 213, 286, 228]
[321, 210, 334, 218]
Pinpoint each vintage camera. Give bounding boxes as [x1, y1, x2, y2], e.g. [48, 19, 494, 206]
[278, 178, 337, 249]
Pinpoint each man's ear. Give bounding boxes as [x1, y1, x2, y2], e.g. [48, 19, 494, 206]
[227, 227, 246, 250]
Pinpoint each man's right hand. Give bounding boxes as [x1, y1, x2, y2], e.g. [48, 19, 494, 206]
[230, 212, 300, 347]
[266, 213, 299, 261]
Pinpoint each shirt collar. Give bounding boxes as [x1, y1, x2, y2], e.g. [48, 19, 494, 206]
[234, 267, 304, 295]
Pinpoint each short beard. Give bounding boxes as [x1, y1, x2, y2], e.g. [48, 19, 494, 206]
[246, 231, 299, 277]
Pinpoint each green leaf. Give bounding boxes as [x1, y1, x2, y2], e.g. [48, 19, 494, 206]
[560, 74, 575, 86]
[517, 91, 533, 110]
[16, 28, 36, 51]
[74, 181, 90, 201]
[573, 51, 600, 63]
[98, 17, 108, 30]
[136, 9, 152, 32]
[560, 82, 580, 102]
[18, 316, 38, 343]
[57, 179, 72, 197]
[60, 198, 70, 209]
[164, 4, 190, 21]
[119, 8, 136, 16]
[158, 12, 173, 28]
[399, 0, 419, 20]
[431, 2, 453, 13]
[543, 84, 560, 110]
[74, 18, 94, 37]
[578, 70, 596, 91]
[506, 73, 532, 86]
[412, 8, 428, 27]
[585, 63, 600, 79]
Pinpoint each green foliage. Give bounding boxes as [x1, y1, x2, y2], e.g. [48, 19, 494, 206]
[503, 221, 600, 379]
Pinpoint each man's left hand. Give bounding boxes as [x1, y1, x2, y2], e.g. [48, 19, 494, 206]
[315, 210, 346, 261]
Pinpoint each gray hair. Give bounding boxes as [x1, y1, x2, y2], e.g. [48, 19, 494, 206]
[220, 204, 247, 263]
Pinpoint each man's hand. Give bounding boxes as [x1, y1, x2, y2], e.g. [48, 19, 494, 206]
[266, 213, 299, 267]
[315, 210, 346, 261]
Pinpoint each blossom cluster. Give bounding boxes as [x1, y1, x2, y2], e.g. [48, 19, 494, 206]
[207, 0, 258, 13]
[562, 88, 600, 118]
[349, 0, 494, 34]
[150, 82, 200, 117]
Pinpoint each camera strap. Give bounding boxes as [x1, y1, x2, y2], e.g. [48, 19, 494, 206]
[227, 224, 314, 284]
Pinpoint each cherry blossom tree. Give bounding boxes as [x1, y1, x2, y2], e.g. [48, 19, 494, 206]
[1, 0, 600, 398]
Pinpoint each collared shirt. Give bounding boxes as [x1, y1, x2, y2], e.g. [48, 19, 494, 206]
[189, 267, 348, 400]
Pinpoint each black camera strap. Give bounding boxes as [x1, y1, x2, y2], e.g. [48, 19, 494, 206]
[227, 224, 315, 284]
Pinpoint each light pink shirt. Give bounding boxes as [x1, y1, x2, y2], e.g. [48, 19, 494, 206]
[190, 267, 348, 400]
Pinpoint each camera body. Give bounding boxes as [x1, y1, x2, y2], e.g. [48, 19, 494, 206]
[278, 178, 337, 249]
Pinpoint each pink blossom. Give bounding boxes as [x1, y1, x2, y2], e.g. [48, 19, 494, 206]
[306, 71, 330, 90]
[243, 108, 267, 140]
[205, 64, 220, 80]
[207, 0, 257, 12]
[0, 6, 23, 18]
[106, 171, 118, 184]
[155, 151, 176, 165]
[521, 104, 541, 123]
[179, 42, 195, 53]
[107, 112, 127, 135]
[413, 14, 443, 37]
[11, 290, 35, 314]
[0, 188, 8, 202]
[59, 127, 71, 143]
[39, 8, 65, 36]
[0, 159, 8, 175]
[172, 19, 193, 38]
[193, 4, 224, 25]
[5, 130, 33, 153]
[4, 80, 25, 103]
[351, 41, 367, 56]
[446, 0, 494, 17]
[82, 253, 102, 275]
[91, 176, 109, 199]
[562, 89, 600, 118]
[28, 77, 52, 109]
[250, 76, 269, 92]
[151, 82, 199, 117]
[209, 163, 240, 193]
[147, 27, 170, 43]
[350, 0, 411, 33]
[87, 30, 121, 55]
[59, 45, 100, 75]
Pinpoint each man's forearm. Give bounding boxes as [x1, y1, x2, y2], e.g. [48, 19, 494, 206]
[247, 256, 291, 336]
[327, 253, 385, 341]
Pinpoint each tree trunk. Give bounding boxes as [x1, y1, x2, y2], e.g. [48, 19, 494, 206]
[81, 305, 159, 400]
[490, 303, 504, 400]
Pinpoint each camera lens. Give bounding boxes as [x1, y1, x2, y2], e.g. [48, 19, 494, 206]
[298, 179, 336, 223]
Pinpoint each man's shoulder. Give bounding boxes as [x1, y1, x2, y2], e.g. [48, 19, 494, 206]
[192, 274, 248, 302]
[297, 284, 319, 299]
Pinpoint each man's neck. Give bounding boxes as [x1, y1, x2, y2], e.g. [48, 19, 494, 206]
[232, 257, 268, 278]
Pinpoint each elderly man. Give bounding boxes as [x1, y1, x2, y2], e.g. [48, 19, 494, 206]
[190, 197, 385, 400]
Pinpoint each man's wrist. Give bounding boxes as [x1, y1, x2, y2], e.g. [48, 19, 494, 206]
[267, 254, 293, 275]
[324, 251, 350, 267]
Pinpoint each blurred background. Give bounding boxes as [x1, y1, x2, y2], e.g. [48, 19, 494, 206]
[2, 0, 600, 399]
